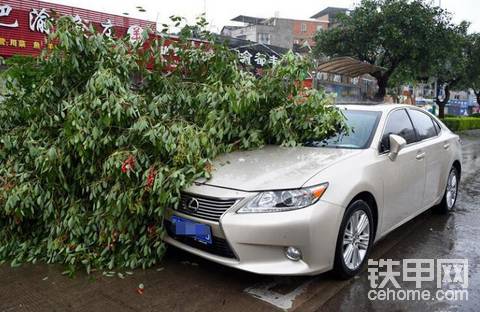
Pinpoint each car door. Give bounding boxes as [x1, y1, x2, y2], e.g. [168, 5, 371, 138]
[407, 109, 446, 209]
[378, 109, 426, 233]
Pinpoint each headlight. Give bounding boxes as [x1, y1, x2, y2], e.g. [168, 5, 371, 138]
[237, 183, 328, 213]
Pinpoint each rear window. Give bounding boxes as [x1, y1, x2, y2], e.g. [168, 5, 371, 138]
[432, 118, 442, 134]
[408, 109, 437, 141]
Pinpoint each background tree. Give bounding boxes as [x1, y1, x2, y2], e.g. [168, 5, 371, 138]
[464, 33, 480, 105]
[429, 22, 470, 118]
[314, 0, 453, 100]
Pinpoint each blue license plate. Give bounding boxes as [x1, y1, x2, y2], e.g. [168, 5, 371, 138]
[171, 216, 213, 245]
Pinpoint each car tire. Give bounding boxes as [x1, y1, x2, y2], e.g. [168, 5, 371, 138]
[333, 199, 374, 279]
[435, 166, 459, 214]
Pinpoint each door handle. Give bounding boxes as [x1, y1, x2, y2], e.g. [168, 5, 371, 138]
[416, 152, 426, 160]
[443, 143, 450, 150]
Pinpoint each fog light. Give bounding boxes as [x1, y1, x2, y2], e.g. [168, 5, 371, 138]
[285, 246, 302, 261]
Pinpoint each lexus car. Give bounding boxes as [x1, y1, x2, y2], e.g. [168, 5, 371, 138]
[163, 104, 462, 278]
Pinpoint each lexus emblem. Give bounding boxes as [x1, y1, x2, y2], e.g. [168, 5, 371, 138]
[187, 198, 200, 212]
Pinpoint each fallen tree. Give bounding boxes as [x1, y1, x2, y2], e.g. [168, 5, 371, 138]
[0, 17, 346, 273]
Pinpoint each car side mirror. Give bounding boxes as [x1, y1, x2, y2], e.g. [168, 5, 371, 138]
[388, 134, 407, 161]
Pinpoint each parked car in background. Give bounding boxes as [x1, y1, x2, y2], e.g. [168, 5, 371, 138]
[164, 104, 462, 278]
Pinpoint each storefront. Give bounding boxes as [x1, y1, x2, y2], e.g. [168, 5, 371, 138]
[0, 0, 155, 60]
[0, 2, 281, 76]
[315, 57, 383, 102]
[446, 99, 478, 116]
[216, 35, 285, 76]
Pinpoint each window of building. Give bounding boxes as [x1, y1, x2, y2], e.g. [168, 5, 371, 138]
[257, 33, 271, 44]
[316, 24, 324, 32]
[265, 18, 275, 26]
[301, 23, 307, 32]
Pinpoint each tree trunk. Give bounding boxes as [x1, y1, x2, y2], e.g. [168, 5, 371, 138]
[374, 74, 389, 101]
[474, 90, 480, 109]
[436, 84, 451, 119]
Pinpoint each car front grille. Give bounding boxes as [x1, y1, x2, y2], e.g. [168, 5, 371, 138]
[164, 220, 237, 259]
[176, 193, 239, 222]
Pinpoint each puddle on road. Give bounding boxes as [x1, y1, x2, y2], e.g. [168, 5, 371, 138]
[244, 279, 310, 311]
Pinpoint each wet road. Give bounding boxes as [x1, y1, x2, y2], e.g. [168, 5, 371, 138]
[1, 131, 479, 312]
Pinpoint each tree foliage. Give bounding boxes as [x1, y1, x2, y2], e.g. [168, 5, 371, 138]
[314, 0, 455, 99]
[0, 17, 346, 273]
[464, 33, 480, 105]
[429, 21, 470, 118]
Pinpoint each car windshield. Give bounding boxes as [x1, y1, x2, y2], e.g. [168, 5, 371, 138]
[305, 110, 381, 149]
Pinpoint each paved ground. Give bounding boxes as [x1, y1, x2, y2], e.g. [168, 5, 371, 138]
[1, 131, 479, 312]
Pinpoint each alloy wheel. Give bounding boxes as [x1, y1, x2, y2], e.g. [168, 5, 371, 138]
[342, 210, 370, 270]
[446, 169, 458, 209]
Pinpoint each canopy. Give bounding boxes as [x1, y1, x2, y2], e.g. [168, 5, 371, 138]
[316, 57, 385, 77]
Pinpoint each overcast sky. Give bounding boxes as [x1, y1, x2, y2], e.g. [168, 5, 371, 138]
[43, 0, 480, 33]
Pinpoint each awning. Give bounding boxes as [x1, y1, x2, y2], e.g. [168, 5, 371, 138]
[231, 15, 266, 25]
[316, 57, 385, 77]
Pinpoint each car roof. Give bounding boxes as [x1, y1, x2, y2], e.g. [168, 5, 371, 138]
[336, 103, 413, 112]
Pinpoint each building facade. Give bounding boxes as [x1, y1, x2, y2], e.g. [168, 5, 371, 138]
[221, 15, 328, 49]
[0, 0, 155, 59]
[291, 19, 327, 47]
[220, 7, 350, 50]
[310, 7, 350, 29]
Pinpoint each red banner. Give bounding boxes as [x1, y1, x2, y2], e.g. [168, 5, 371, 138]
[0, 0, 156, 57]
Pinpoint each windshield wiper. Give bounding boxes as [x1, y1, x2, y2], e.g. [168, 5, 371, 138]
[305, 141, 326, 148]
[305, 141, 341, 148]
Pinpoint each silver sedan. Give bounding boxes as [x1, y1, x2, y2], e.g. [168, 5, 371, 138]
[164, 104, 462, 278]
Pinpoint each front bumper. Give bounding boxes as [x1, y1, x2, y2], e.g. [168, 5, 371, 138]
[164, 184, 345, 275]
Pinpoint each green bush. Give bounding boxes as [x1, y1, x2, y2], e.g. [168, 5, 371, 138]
[443, 117, 480, 131]
[0, 17, 346, 273]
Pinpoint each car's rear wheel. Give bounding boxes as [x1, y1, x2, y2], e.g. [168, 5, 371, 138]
[333, 200, 374, 279]
[436, 166, 459, 214]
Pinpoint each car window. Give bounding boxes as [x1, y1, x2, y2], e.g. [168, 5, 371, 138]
[304, 110, 381, 149]
[381, 109, 417, 152]
[432, 118, 441, 134]
[408, 109, 437, 140]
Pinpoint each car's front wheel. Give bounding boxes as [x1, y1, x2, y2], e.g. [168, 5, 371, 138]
[333, 200, 374, 279]
[436, 166, 459, 214]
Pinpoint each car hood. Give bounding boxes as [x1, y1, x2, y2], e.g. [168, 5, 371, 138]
[199, 145, 361, 192]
